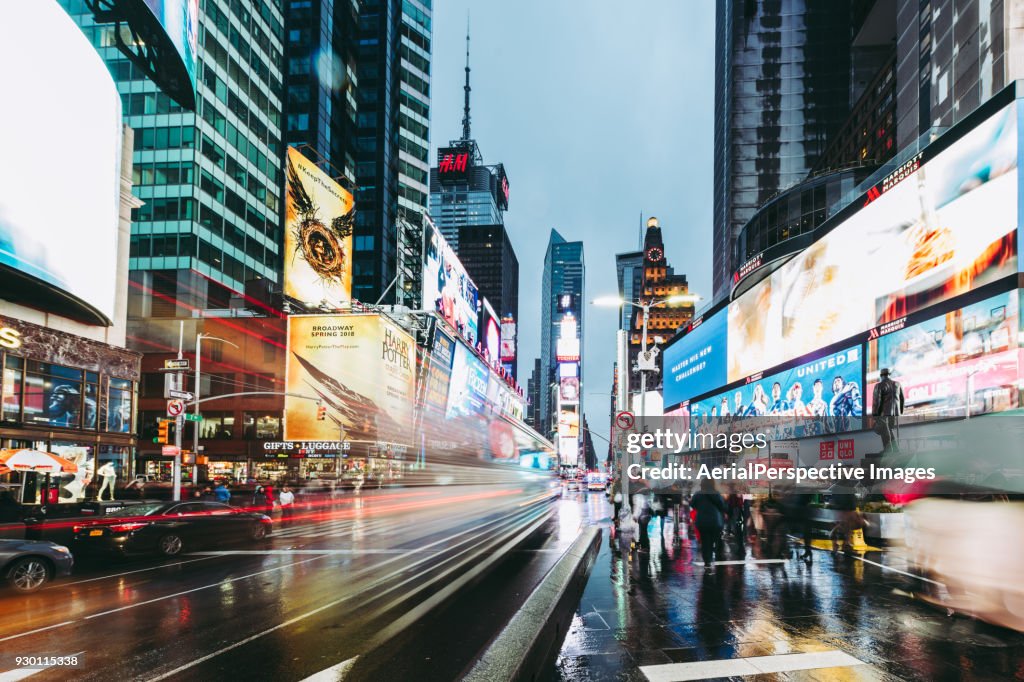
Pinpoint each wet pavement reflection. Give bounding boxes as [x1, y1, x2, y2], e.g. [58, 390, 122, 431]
[550, 492, 1024, 681]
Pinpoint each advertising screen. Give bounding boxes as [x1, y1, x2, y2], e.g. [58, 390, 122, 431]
[0, 2, 122, 323]
[482, 299, 500, 365]
[866, 289, 1020, 418]
[143, 0, 200, 92]
[558, 409, 579, 437]
[559, 377, 580, 403]
[690, 346, 864, 443]
[728, 101, 1018, 382]
[500, 316, 516, 362]
[437, 147, 472, 183]
[446, 341, 489, 419]
[422, 328, 455, 416]
[284, 315, 416, 446]
[559, 436, 579, 467]
[283, 147, 355, 308]
[424, 222, 480, 346]
[664, 312, 728, 407]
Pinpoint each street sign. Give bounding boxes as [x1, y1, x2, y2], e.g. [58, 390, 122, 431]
[167, 399, 186, 417]
[615, 411, 635, 430]
[185, 413, 203, 422]
[168, 389, 194, 401]
[164, 359, 190, 370]
[161, 445, 180, 456]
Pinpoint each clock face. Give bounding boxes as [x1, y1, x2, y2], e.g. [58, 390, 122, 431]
[646, 247, 663, 262]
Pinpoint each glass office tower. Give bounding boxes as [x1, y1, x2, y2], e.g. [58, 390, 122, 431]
[540, 229, 584, 434]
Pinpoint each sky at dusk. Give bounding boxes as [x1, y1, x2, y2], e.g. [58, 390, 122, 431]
[429, 1, 716, 451]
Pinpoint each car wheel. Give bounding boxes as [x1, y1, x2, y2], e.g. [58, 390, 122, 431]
[7, 557, 51, 593]
[250, 523, 268, 541]
[158, 534, 185, 557]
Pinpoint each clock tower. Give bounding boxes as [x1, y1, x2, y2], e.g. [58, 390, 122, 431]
[629, 217, 695, 382]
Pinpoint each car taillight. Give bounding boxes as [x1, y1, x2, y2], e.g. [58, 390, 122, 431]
[109, 522, 147, 532]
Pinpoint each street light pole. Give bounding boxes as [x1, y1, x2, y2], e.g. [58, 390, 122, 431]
[194, 333, 240, 483]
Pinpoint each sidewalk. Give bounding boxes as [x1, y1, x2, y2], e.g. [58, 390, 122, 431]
[550, 505, 1024, 681]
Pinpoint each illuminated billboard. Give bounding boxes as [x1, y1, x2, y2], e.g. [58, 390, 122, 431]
[664, 312, 728, 407]
[437, 146, 473, 183]
[728, 101, 1018, 382]
[422, 328, 456, 416]
[446, 342, 489, 419]
[866, 289, 1020, 418]
[284, 315, 416, 446]
[558, 409, 580, 437]
[481, 299, 500, 365]
[283, 147, 355, 308]
[500, 316, 517, 362]
[690, 346, 864, 444]
[142, 0, 199, 94]
[424, 222, 480, 346]
[0, 2, 122, 324]
[559, 377, 580, 403]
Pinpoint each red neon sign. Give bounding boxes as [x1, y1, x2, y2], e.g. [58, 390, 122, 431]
[439, 153, 469, 174]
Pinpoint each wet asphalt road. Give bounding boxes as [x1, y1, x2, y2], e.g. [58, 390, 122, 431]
[0, 481, 560, 682]
[550, 499, 1024, 681]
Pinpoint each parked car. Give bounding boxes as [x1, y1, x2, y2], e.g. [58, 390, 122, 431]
[72, 501, 272, 557]
[1, 539, 74, 593]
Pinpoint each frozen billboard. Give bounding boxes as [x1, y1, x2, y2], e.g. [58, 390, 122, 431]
[423, 222, 480, 346]
[284, 315, 415, 447]
[283, 147, 355, 309]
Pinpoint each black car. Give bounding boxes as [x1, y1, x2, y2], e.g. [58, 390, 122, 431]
[1, 539, 74, 593]
[72, 501, 272, 557]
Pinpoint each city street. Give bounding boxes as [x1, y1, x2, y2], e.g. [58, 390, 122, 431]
[0, 482, 563, 681]
[552, 493, 1024, 681]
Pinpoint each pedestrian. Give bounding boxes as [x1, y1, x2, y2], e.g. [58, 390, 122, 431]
[252, 485, 268, 510]
[213, 481, 230, 504]
[654, 492, 673, 536]
[609, 477, 623, 527]
[279, 486, 295, 522]
[726, 488, 744, 537]
[201, 486, 214, 501]
[636, 495, 653, 553]
[690, 478, 727, 572]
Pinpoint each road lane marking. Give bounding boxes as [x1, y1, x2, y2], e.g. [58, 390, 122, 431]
[83, 556, 326, 620]
[692, 559, 786, 566]
[188, 549, 445, 555]
[55, 556, 221, 587]
[298, 656, 358, 681]
[0, 651, 85, 682]
[145, 504, 550, 681]
[640, 650, 866, 681]
[851, 554, 946, 586]
[0, 622, 76, 644]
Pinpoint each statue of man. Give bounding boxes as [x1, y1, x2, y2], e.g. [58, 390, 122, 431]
[872, 368, 905, 453]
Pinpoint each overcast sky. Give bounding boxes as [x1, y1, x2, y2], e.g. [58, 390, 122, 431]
[429, 1, 716, 452]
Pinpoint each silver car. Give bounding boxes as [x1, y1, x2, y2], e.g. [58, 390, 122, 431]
[1, 539, 74, 593]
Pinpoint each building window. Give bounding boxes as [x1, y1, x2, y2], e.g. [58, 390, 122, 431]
[107, 378, 133, 433]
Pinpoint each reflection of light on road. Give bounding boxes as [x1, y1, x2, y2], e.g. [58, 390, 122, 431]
[557, 498, 582, 542]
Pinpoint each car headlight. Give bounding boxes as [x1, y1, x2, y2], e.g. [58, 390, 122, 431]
[51, 545, 72, 555]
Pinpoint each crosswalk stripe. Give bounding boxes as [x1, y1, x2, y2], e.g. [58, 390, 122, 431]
[640, 650, 866, 681]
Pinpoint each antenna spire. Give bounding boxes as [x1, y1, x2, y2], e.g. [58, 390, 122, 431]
[462, 13, 472, 140]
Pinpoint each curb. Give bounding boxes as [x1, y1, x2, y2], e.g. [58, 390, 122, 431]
[463, 525, 601, 682]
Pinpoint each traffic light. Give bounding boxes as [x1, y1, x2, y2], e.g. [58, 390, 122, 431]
[182, 452, 194, 465]
[155, 420, 170, 444]
[316, 404, 327, 421]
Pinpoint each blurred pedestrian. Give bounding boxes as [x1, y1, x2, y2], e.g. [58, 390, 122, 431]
[201, 486, 215, 501]
[610, 477, 623, 527]
[278, 486, 295, 522]
[726, 488, 744, 537]
[252, 485, 268, 510]
[636, 495, 653, 553]
[213, 481, 230, 504]
[690, 479, 727, 572]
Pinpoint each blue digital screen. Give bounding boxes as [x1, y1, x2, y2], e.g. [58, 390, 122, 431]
[664, 311, 728, 407]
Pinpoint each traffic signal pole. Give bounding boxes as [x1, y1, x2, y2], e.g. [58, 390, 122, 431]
[173, 321, 184, 501]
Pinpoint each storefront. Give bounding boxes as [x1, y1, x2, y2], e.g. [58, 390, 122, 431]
[0, 316, 140, 506]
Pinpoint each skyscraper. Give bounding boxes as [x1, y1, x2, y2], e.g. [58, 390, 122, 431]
[351, 0, 432, 307]
[283, 0, 360, 184]
[615, 251, 643, 332]
[540, 229, 584, 435]
[428, 30, 510, 250]
[64, 0, 285, 312]
[712, 0, 854, 301]
[456, 224, 519, 376]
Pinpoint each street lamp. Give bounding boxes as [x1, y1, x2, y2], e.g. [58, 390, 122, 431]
[592, 292, 700, 524]
[190, 333, 240, 490]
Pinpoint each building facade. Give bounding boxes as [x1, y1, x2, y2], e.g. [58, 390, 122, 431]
[456, 224, 519, 377]
[351, 0, 432, 307]
[615, 251, 643, 333]
[540, 230, 584, 436]
[712, 0, 855, 302]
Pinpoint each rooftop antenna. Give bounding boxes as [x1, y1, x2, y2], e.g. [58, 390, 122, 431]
[462, 12, 472, 141]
